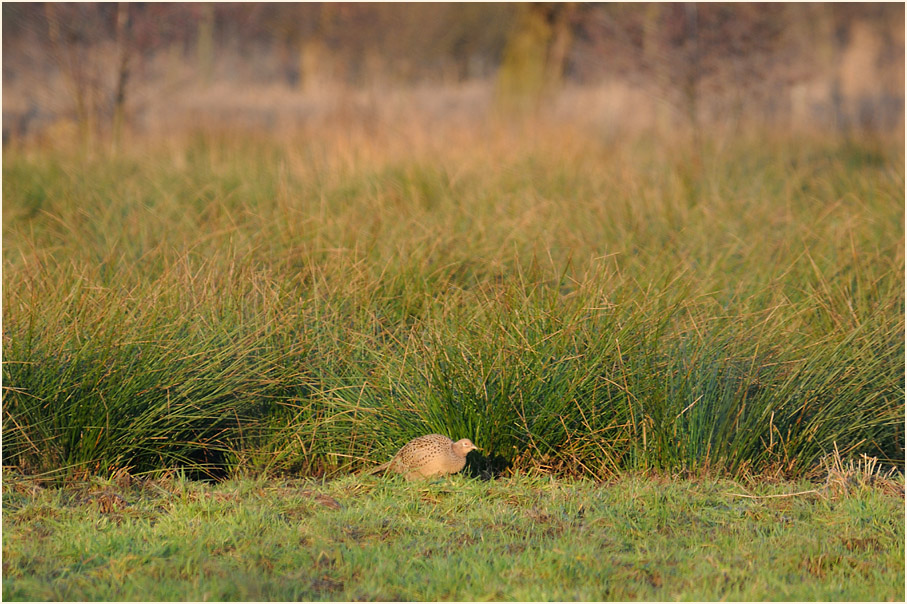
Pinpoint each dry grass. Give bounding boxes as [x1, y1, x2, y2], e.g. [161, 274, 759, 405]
[823, 444, 904, 499]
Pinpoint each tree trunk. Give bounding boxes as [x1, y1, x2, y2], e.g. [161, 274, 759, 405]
[112, 2, 132, 151]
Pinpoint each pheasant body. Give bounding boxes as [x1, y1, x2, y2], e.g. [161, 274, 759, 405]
[366, 434, 478, 480]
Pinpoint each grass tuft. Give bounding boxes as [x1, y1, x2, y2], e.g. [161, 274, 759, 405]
[2, 129, 903, 479]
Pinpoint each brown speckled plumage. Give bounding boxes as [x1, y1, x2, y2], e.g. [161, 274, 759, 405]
[365, 434, 479, 480]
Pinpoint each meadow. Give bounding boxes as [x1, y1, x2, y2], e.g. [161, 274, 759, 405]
[2, 112, 904, 600]
[3, 117, 903, 481]
[2, 469, 904, 601]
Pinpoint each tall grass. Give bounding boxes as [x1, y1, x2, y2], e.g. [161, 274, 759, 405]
[2, 125, 903, 479]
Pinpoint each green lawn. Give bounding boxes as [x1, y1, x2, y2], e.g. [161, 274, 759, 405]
[2, 472, 903, 601]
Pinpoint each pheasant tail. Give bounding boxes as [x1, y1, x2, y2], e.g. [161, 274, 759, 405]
[359, 461, 392, 476]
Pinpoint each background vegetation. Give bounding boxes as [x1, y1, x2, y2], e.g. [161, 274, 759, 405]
[3, 3, 904, 144]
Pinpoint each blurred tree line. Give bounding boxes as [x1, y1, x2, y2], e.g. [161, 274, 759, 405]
[2, 2, 903, 143]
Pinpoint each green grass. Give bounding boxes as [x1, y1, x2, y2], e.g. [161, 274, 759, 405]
[2, 472, 903, 601]
[2, 127, 904, 478]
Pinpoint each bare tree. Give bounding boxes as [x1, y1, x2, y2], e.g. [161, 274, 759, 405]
[112, 2, 131, 149]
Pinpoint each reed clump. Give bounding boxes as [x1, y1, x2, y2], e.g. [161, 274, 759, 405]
[3, 125, 903, 479]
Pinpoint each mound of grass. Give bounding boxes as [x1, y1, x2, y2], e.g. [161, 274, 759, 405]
[2, 128, 903, 478]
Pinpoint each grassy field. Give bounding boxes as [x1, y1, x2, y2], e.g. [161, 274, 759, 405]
[3, 121, 903, 480]
[1, 113, 904, 600]
[2, 470, 903, 601]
